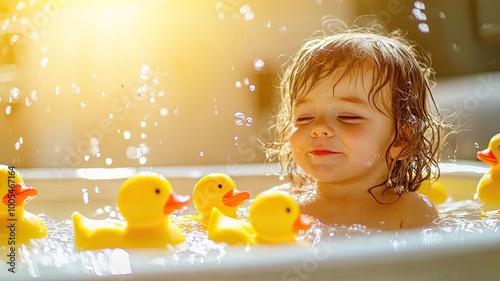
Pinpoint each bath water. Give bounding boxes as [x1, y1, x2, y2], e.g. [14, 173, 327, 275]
[1, 197, 499, 279]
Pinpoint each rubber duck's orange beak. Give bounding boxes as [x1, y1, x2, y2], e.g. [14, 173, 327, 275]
[164, 192, 191, 214]
[477, 148, 498, 166]
[222, 189, 250, 207]
[293, 213, 315, 233]
[2, 183, 37, 206]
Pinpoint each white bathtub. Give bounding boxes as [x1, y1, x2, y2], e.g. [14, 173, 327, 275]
[3, 160, 500, 281]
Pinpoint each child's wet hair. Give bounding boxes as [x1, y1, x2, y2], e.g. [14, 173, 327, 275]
[265, 20, 454, 197]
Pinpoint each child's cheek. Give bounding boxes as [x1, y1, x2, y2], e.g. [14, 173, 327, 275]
[344, 140, 383, 167]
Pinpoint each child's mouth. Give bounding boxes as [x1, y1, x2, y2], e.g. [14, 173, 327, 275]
[309, 149, 336, 156]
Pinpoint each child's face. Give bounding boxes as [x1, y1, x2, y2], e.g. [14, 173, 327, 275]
[290, 67, 402, 186]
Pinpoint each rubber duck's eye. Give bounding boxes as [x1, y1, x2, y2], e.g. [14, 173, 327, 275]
[218, 184, 223, 189]
[285, 207, 291, 213]
[155, 188, 160, 194]
[497, 146, 500, 151]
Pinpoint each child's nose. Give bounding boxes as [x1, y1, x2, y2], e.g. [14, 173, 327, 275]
[310, 118, 334, 137]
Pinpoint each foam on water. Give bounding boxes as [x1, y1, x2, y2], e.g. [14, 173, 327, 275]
[1, 198, 499, 279]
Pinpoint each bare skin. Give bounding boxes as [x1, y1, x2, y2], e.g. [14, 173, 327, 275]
[283, 65, 439, 230]
[272, 182, 438, 230]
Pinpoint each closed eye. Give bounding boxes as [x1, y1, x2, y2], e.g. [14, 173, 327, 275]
[295, 116, 313, 124]
[338, 116, 362, 123]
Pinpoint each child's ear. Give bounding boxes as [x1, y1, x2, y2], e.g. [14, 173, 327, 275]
[389, 124, 410, 160]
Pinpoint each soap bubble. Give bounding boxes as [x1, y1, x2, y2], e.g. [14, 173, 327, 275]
[123, 131, 131, 140]
[10, 87, 19, 99]
[474, 142, 479, 149]
[5, 105, 12, 115]
[139, 64, 151, 80]
[235, 81, 242, 88]
[105, 158, 112, 165]
[254, 59, 265, 71]
[245, 117, 253, 126]
[160, 108, 168, 116]
[40, 56, 49, 68]
[249, 85, 256, 91]
[234, 112, 245, 125]
[31, 90, 38, 101]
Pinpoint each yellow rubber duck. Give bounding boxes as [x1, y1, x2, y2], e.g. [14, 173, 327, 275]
[476, 133, 500, 204]
[0, 165, 47, 246]
[193, 173, 250, 220]
[72, 172, 191, 251]
[207, 191, 314, 245]
[417, 179, 447, 205]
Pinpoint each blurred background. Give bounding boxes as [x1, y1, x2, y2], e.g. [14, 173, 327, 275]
[0, 0, 499, 169]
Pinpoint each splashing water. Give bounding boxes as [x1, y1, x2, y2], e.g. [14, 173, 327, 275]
[5, 196, 498, 279]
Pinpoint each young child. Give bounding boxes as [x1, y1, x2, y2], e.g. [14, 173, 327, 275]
[265, 22, 451, 230]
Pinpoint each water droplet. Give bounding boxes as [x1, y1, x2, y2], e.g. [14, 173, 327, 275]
[94, 186, 100, 193]
[200, 151, 204, 157]
[160, 108, 168, 116]
[80, 101, 86, 108]
[254, 59, 265, 71]
[278, 26, 287, 33]
[439, 12, 446, 19]
[158, 90, 165, 97]
[140, 64, 151, 80]
[109, 113, 113, 119]
[123, 131, 131, 140]
[243, 11, 255, 21]
[16, 1, 26, 10]
[14, 142, 20, 150]
[265, 21, 271, 28]
[55, 86, 60, 95]
[234, 112, 245, 125]
[126, 146, 138, 159]
[249, 85, 256, 91]
[414, 1, 425, 9]
[5, 105, 12, 115]
[72, 82, 80, 94]
[139, 143, 149, 154]
[40, 56, 49, 68]
[82, 188, 89, 204]
[474, 142, 479, 149]
[84, 155, 90, 161]
[10, 87, 19, 99]
[418, 22, 429, 33]
[235, 81, 242, 88]
[90, 146, 99, 156]
[90, 137, 99, 147]
[451, 43, 460, 52]
[140, 120, 147, 128]
[31, 90, 38, 100]
[240, 4, 251, 14]
[243, 78, 250, 85]
[25, 97, 32, 106]
[141, 133, 147, 139]
[234, 136, 239, 140]
[139, 157, 147, 165]
[105, 158, 112, 165]
[18, 137, 23, 144]
[245, 117, 253, 126]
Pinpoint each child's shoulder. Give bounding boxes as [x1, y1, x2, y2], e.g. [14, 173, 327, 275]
[397, 191, 439, 228]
